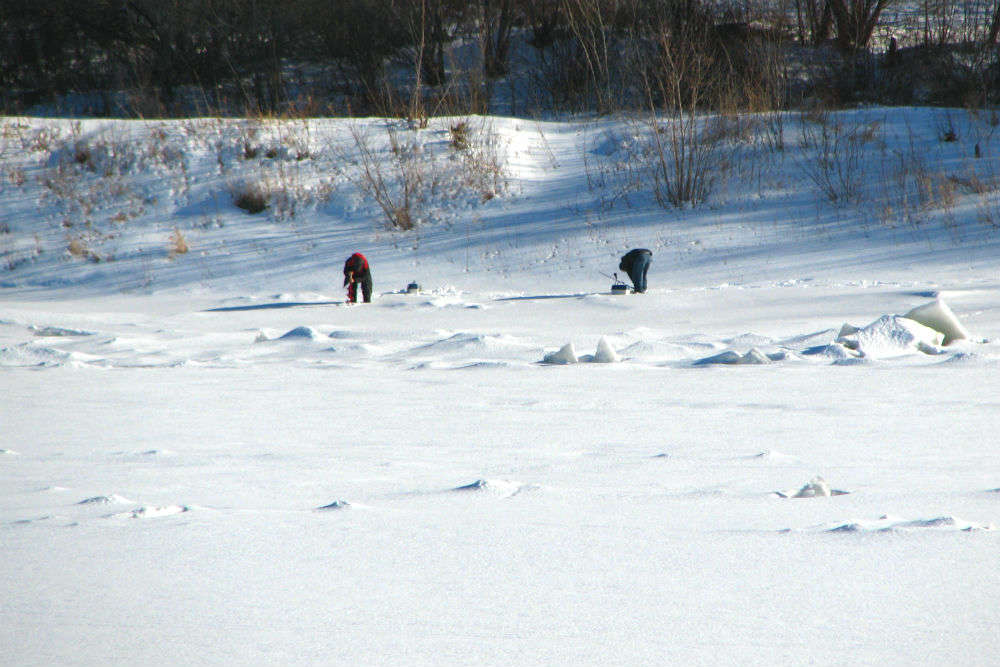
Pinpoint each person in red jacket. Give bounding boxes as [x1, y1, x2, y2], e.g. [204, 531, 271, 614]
[343, 252, 373, 303]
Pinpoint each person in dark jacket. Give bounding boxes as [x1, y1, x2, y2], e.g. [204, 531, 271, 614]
[619, 248, 652, 293]
[343, 252, 372, 303]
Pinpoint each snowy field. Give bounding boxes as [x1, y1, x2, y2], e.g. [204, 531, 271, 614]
[2, 108, 1000, 665]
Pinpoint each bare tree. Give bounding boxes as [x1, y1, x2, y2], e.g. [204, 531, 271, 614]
[480, 0, 516, 78]
[827, 0, 895, 50]
[988, 0, 1000, 44]
[559, 0, 616, 112]
[641, 2, 726, 207]
[793, 0, 834, 44]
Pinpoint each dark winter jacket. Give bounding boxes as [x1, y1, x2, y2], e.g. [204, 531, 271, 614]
[619, 248, 652, 274]
[343, 252, 370, 285]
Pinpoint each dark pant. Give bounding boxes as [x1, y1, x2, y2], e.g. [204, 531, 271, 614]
[628, 254, 650, 293]
[348, 275, 373, 302]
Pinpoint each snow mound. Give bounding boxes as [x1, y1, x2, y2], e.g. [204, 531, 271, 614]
[452, 479, 532, 497]
[618, 339, 705, 362]
[774, 476, 850, 498]
[694, 347, 774, 365]
[278, 326, 322, 340]
[938, 351, 985, 365]
[112, 505, 190, 519]
[542, 342, 578, 365]
[316, 500, 352, 510]
[779, 328, 840, 348]
[78, 494, 134, 505]
[835, 315, 943, 359]
[402, 332, 538, 366]
[747, 449, 800, 463]
[412, 332, 527, 356]
[823, 515, 993, 533]
[0, 344, 69, 367]
[801, 341, 859, 360]
[802, 304, 970, 361]
[31, 326, 93, 337]
[454, 361, 510, 370]
[400, 293, 482, 309]
[903, 298, 969, 345]
[726, 333, 774, 347]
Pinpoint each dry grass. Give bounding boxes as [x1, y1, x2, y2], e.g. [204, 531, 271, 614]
[168, 228, 189, 258]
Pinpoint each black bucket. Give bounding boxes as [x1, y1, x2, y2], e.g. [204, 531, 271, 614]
[611, 283, 629, 295]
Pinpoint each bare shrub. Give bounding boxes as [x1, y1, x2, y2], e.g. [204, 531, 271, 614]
[66, 236, 103, 263]
[238, 121, 262, 160]
[456, 120, 508, 202]
[222, 121, 336, 222]
[874, 126, 975, 228]
[634, 6, 738, 208]
[918, 172, 958, 211]
[265, 168, 325, 222]
[19, 126, 62, 154]
[2, 231, 42, 272]
[936, 112, 959, 143]
[948, 173, 995, 195]
[5, 168, 25, 187]
[348, 124, 425, 230]
[449, 121, 470, 151]
[279, 120, 315, 161]
[230, 180, 270, 214]
[798, 111, 879, 204]
[646, 115, 726, 208]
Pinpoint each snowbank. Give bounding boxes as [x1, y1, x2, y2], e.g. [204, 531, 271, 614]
[823, 515, 994, 532]
[836, 314, 944, 359]
[694, 347, 775, 366]
[826, 298, 971, 360]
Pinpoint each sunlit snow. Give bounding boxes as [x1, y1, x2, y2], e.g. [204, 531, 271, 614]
[2, 109, 999, 665]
